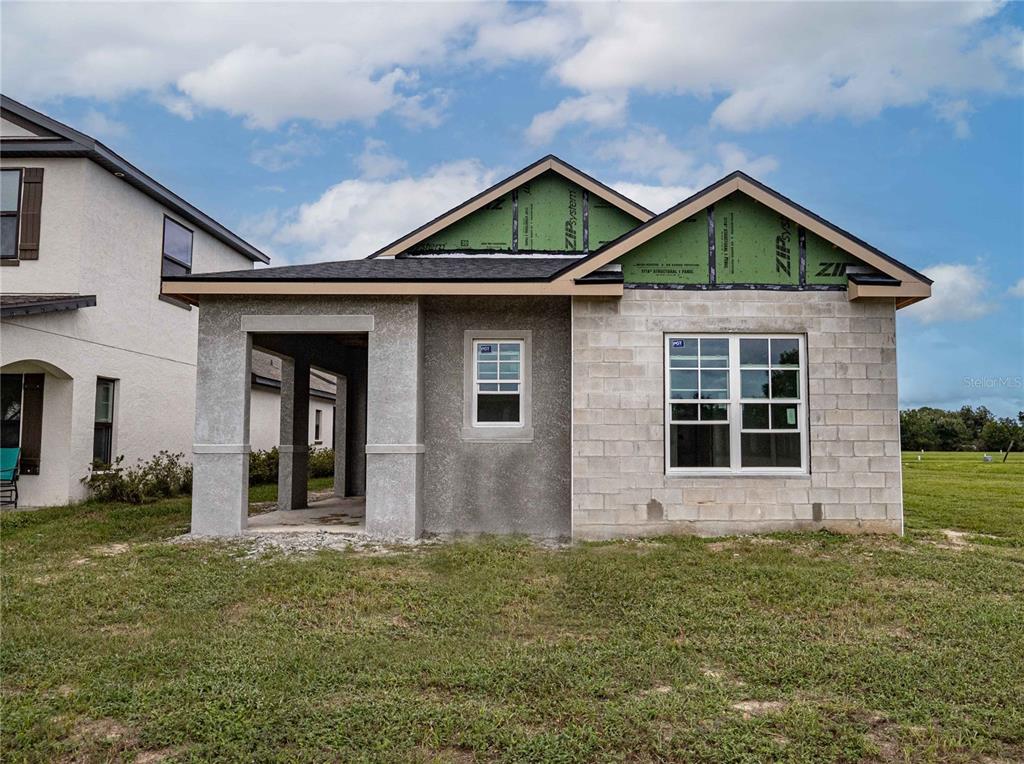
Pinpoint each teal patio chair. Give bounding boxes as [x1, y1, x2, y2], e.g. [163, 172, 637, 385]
[1, 447, 20, 509]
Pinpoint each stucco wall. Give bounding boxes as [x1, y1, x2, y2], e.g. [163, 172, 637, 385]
[572, 290, 902, 539]
[421, 296, 572, 539]
[0, 156, 255, 506]
[191, 296, 421, 536]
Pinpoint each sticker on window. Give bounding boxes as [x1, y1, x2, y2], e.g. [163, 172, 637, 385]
[787, 408, 796, 425]
[480, 345, 493, 353]
[671, 339, 685, 348]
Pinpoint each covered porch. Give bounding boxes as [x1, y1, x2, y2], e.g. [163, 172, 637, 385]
[191, 301, 425, 539]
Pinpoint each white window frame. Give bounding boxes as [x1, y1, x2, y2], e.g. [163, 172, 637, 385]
[462, 330, 533, 442]
[665, 333, 808, 476]
[472, 339, 524, 427]
[313, 408, 323, 444]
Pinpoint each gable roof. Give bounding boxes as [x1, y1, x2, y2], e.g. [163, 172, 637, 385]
[366, 155, 654, 258]
[555, 171, 932, 306]
[0, 94, 269, 264]
[162, 164, 931, 309]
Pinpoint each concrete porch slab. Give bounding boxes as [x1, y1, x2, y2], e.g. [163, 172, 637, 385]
[247, 496, 365, 535]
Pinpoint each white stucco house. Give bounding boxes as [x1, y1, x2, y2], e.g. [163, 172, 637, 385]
[0, 96, 335, 507]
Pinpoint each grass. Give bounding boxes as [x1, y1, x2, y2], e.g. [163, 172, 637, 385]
[1, 456, 1022, 762]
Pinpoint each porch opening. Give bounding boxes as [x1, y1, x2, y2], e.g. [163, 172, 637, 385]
[248, 331, 368, 532]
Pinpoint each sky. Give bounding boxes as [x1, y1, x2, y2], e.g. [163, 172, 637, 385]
[2, 1, 1022, 416]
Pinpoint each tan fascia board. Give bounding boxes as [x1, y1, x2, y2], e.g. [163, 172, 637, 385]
[370, 157, 653, 259]
[161, 280, 624, 298]
[847, 280, 931, 308]
[559, 176, 930, 293]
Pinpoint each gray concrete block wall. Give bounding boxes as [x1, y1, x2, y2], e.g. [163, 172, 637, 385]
[421, 296, 572, 539]
[572, 290, 902, 539]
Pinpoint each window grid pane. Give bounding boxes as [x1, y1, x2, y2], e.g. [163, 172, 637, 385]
[475, 340, 523, 426]
[668, 335, 804, 472]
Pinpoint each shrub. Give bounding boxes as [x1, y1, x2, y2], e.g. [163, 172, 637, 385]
[247, 446, 334, 486]
[248, 446, 279, 486]
[308, 447, 335, 478]
[82, 451, 192, 504]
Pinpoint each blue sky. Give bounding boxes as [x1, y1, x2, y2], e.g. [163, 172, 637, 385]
[2, 2, 1022, 415]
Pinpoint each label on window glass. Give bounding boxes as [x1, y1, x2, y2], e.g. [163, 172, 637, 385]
[480, 345, 493, 353]
[787, 409, 796, 425]
[671, 339, 685, 348]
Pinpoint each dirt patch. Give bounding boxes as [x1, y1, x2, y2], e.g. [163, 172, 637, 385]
[732, 700, 788, 719]
[135, 748, 182, 763]
[171, 531, 440, 558]
[91, 542, 131, 556]
[72, 716, 133, 744]
[638, 684, 673, 697]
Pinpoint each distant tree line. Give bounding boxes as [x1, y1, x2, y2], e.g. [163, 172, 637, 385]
[900, 406, 1024, 452]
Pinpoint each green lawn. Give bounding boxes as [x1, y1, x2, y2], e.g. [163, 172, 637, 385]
[2, 457, 1022, 763]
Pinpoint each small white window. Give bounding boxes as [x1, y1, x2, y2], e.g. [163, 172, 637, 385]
[473, 340, 523, 426]
[666, 334, 806, 474]
[462, 331, 533, 441]
[314, 408, 323, 443]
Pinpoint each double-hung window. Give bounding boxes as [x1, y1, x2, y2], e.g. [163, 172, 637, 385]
[93, 378, 116, 467]
[666, 334, 806, 474]
[473, 340, 523, 425]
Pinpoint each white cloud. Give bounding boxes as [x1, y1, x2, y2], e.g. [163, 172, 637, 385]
[525, 92, 627, 145]
[904, 263, 997, 324]
[3, 2, 1017, 140]
[1, 3, 495, 129]
[598, 128, 778, 187]
[79, 109, 127, 140]
[609, 182, 698, 214]
[249, 125, 322, 172]
[274, 160, 497, 262]
[514, 3, 1021, 136]
[354, 139, 407, 180]
[934, 99, 975, 138]
[1009, 278, 1024, 298]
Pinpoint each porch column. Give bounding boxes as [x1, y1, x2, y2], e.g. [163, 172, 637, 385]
[278, 353, 310, 511]
[192, 308, 251, 536]
[364, 298, 424, 539]
[333, 375, 347, 498]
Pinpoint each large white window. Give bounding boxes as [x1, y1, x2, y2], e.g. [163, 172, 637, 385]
[473, 339, 523, 426]
[665, 334, 806, 474]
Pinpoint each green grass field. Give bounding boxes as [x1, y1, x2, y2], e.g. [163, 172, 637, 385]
[1, 454, 1022, 762]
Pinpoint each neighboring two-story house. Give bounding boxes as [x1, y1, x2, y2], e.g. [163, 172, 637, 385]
[0, 96, 334, 507]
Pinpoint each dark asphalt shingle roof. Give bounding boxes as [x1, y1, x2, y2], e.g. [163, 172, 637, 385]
[1, 293, 97, 317]
[167, 257, 581, 283]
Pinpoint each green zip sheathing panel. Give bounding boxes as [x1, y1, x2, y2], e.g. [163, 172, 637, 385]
[406, 171, 644, 254]
[618, 191, 869, 288]
[410, 192, 514, 252]
[590, 197, 643, 249]
[618, 214, 708, 284]
[805, 228, 860, 285]
[519, 172, 583, 252]
[715, 192, 799, 285]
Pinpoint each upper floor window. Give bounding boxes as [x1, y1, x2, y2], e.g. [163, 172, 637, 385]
[161, 216, 193, 276]
[666, 334, 806, 474]
[1, 170, 21, 260]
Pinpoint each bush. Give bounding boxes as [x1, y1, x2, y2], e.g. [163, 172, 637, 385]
[248, 447, 279, 486]
[82, 451, 192, 504]
[308, 447, 335, 478]
[247, 446, 334, 486]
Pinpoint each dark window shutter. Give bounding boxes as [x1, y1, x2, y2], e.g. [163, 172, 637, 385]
[18, 168, 43, 260]
[20, 374, 44, 475]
